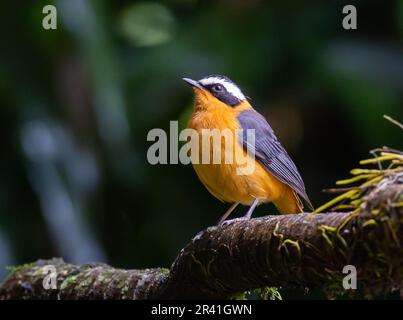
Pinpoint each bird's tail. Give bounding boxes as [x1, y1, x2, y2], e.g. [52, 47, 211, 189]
[273, 188, 304, 214]
[299, 191, 314, 212]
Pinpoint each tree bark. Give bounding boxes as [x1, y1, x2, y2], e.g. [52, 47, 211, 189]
[1, 174, 402, 300]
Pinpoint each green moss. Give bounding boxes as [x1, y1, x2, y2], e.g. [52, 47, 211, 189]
[318, 225, 335, 248]
[160, 268, 170, 274]
[259, 287, 282, 300]
[280, 239, 301, 257]
[230, 291, 248, 300]
[5, 262, 35, 275]
[120, 284, 130, 296]
[324, 279, 347, 300]
[60, 275, 78, 290]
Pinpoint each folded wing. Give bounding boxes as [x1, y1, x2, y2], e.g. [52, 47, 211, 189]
[237, 109, 314, 211]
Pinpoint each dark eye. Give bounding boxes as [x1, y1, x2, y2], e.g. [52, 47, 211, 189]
[212, 84, 223, 92]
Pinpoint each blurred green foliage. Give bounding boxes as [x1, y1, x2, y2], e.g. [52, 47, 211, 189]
[120, 2, 176, 47]
[0, 0, 402, 299]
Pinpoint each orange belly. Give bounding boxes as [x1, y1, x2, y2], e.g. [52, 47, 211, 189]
[187, 101, 302, 213]
[192, 157, 291, 206]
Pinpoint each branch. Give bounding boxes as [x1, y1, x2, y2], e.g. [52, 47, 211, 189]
[1, 174, 402, 299]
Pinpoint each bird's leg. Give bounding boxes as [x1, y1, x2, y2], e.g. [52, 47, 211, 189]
[243, 198, 259, 220]
[219, 198, 259, 226]
[217, 202, 239, 225]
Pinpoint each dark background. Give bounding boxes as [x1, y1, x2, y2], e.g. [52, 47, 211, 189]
[0, 0, 402, 299]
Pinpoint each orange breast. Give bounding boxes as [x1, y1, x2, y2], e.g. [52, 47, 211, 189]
[187, 96, 290, 206]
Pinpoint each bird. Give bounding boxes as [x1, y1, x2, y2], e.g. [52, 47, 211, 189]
[183, 74, 314, 224]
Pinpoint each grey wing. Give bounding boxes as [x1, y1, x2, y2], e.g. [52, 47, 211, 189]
[237, 109, 314, 210]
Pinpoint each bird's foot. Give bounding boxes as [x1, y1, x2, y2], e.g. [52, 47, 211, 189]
[219, 216, 250, 227]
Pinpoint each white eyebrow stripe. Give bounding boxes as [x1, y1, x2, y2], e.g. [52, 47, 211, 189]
[199, 77, 245, 101]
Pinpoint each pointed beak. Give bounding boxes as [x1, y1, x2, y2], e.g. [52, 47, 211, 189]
[182, 78, 204, 90]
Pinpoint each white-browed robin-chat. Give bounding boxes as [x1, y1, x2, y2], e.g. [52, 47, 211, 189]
[183, 75, 313, 224]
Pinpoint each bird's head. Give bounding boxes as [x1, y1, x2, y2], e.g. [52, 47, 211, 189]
[183, 75, 247, 109]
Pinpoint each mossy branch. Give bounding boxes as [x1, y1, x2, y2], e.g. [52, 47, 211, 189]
[0, 169, 402, 299]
